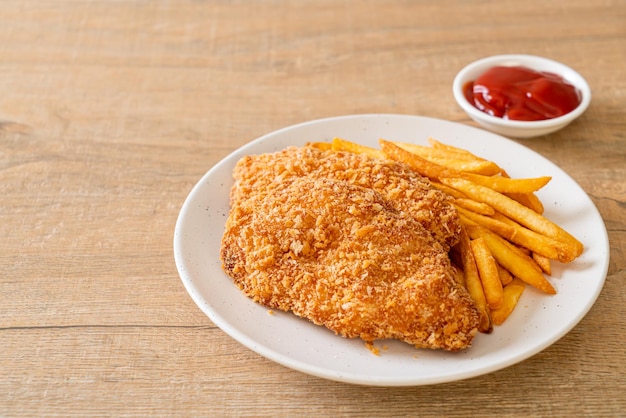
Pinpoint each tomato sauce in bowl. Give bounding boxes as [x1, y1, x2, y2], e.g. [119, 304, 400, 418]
[452, 55, 591, 138]
[462, 66, 582, 121]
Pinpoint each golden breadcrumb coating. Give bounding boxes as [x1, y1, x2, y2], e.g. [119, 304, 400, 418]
[220, 147, 479, 351]
[230, 146, 461, 250]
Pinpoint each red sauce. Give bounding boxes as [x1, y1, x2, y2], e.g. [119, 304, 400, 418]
[463, 66, 581, 121]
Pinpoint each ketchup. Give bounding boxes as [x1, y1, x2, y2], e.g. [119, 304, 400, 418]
[463, 66, 581, 121]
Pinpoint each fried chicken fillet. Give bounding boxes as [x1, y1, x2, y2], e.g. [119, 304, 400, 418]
[229, 146, 461, 251]
[220, 146, 480, 351]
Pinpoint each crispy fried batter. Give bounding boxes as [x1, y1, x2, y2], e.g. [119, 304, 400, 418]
[220, 147, 479, 351]
[230, 146, 461, 250]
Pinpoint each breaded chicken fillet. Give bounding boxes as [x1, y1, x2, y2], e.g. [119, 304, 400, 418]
[229, 146, 461, 251]
[220, 147, 480, 351]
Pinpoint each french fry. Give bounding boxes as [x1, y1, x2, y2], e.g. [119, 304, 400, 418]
[379, 140, 551, 194]
[470, 237, 504, 309]
[491, 278, 526, 325]
[380, 139, 456, 179]
[478, 221, 545, 273]
[431, 181, 467, 199]
[463, 172, 551, 194]
[428, 138, 485, 159]
[331, 137, 386, 159]
[392, 141, 472, 160]
[454, 198, 495, 216]
[506, 192, 545, 214]
[455, 205, 563, 261]
[456, 229, 492, 333]
[455, 205, 515, 236]
[306, 141, 333, 151]
[532, 252, 552, 275]
[464, 224, 556, 295]
[428, 138, 502, 169]
[492, 209, 578, 264]
[497, 264, 514, 286]
[391, 141, 502, 175]
[500, 169, 544, 214]
[441, 177, 583, 262]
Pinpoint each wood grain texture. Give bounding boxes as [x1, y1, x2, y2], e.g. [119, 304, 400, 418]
[1, 0, 625, 416]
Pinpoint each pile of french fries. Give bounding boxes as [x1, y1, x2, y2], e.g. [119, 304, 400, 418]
[308, 137, 583, 333]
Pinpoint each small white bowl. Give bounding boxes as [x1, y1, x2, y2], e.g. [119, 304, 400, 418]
[453, 54, 591, 138]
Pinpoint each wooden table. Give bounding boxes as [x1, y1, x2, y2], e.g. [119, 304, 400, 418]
[2, 1, 624, 416]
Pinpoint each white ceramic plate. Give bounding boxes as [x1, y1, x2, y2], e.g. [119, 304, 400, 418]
[173, 114, 609, 386]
